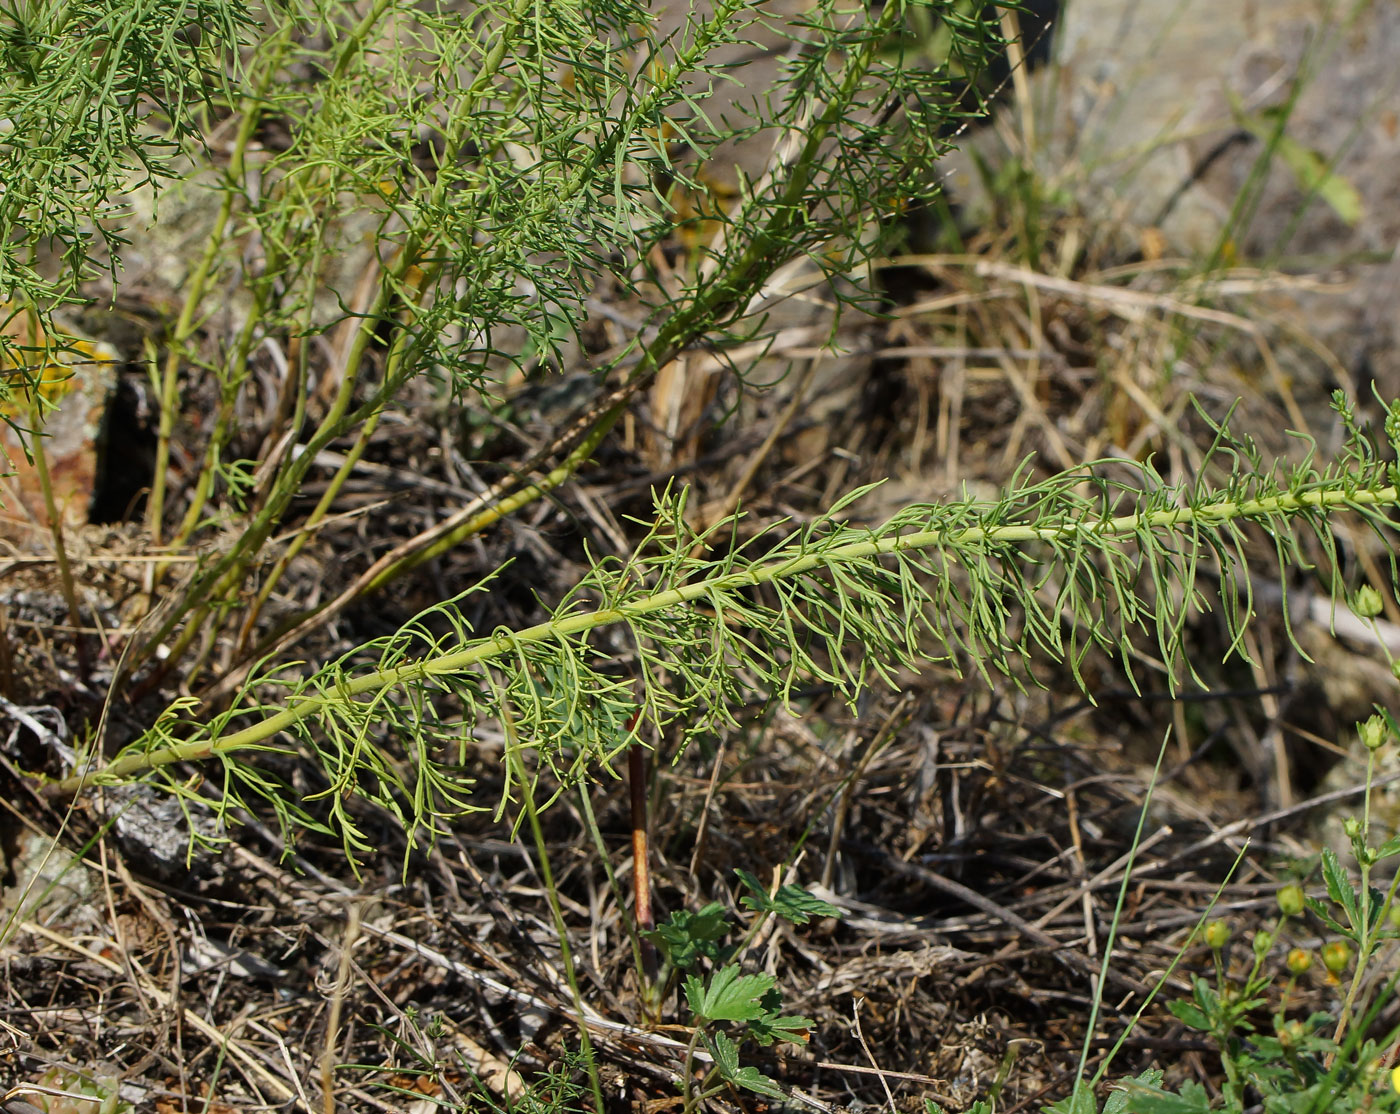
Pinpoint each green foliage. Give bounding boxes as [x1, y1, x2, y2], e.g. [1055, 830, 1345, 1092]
[3, 4, 1014, 1100]
[6, 0, 1015, 713]
[58, 395, 1400, 867]
[9, 1064, 130, 1114]
[1042, 1070, 1163, 1114]
[659, 871, 834, 1110]
[645, 900, 731, 971]
[11, 3, 1400, 1107]
[930, 1102, 994, 1114]
[684, 965, 777, 1023]
[707, 1030, 788, 1098]
[0, 0, 250, 320]
[736, 867, 843, 923]
[1069, 619, 1400, 1114]
[354, 1007, 595, 1114]
[1226, 91, 1363, 228]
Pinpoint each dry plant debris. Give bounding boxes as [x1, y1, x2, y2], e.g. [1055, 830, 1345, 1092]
[3, 3, 1398, 1113]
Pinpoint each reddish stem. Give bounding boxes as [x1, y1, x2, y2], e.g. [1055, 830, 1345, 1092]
[627, 713, 657, 982]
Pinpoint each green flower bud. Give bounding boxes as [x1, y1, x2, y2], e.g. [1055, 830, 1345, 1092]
[1353, 586, 1385, 619]
[1359, 714, 1389, 751]
[1204, 920, 1230, 949]
[1285, 947, 1312, 974]
[1344, 817, 1363, 841]
[1277, 884, 1305, 917]
[1253, 929, 1273, 959]
[1276, 1019, 1305, 1048]
[1322, 940, 1351, 975]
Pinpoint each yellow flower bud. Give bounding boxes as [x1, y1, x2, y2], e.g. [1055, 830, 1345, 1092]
[1277, 884, 1305, 917]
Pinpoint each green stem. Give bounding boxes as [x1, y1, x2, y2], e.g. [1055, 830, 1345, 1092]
[576, 780, 656, 1016]
[170, 290, 265, 549]
[55, 479, 1400, 793]
[131, 0, 426, 669]
[235, 405, 383, 657]
[206, 0, 890, 630]
[507, 713, 607, 1113]
[127, 254, 432, 684]
[132, 0, 904, 692]
[679, 1026, 707, 1114]
[147, 40, 283, 542]
[1335, 748, 1380, 1043]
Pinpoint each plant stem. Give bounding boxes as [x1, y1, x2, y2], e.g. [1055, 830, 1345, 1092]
[55, 477, 1400, 793]
[125, 254, 434, 689]
[146, 52, 278, 543]
[575, 780, 655, 1017]
[1335, 747, 1381, 1044]
[680, 1026, 707, 1114]
[629, 739, 658, 985]
[507, 712, 607, 1113]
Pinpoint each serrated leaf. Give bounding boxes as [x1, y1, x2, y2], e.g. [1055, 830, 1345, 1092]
[1304, 894, 1350, 938]
[1322, 848, 1360, 928]
[748, 999, 815, 1047]
[1374, 834, 1400, 862]
[1367, 885, 1389, 932]
[735, 869, 843, 924]
[1117, 1079, 1213, 1114]
[728, 1061, 787, 1096]
[757, 885, 845, 925]
[683, 973, 707, 1018]
[1168, 1000, 1211, 1031]
[1043, 1086, 1098, 1114]
[709, 1032, 786, 1098]
[1105, 1070, 1164, 1114]
[711, 1029, 742, 1075]
[685, 965, 774, 1023]
[644, 902, 730, 970]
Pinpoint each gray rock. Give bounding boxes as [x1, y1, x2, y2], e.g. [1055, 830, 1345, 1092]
[956, 0, 1400, 395]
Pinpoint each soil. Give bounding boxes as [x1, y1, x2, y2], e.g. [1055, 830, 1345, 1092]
[2, 4, 1398, 1114]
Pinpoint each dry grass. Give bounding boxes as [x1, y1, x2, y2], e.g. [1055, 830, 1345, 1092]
[2, 40, 1394, 1114]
